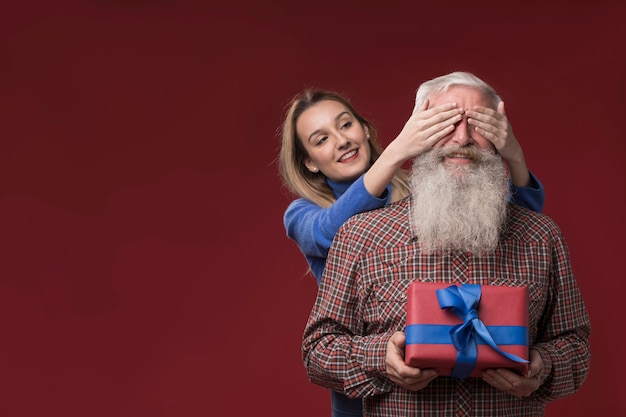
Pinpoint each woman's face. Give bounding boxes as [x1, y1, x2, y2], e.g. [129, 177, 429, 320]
[296, 99, 371, 183]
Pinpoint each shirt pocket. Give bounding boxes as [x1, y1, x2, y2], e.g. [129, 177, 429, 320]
[368, 279, 414, 333]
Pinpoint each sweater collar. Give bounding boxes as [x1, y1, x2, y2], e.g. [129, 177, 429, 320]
[326, 178, 353, 199]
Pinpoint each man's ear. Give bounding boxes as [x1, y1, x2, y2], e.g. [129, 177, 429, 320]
[304, 158, 319, 173]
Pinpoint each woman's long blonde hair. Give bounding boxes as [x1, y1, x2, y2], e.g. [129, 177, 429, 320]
[279, 89, 410, 207]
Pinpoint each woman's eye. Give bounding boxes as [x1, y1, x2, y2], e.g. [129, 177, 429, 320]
[341, 121, 352, 129]
[316, 136, 328, 145]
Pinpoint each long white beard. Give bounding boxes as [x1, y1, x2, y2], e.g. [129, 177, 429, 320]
[410, 147, 509, 254]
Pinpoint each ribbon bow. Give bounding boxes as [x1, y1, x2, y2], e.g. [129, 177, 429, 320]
[436, 284, 528, 379]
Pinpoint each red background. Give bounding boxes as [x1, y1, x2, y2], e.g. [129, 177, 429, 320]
[1, 1, 624, 416]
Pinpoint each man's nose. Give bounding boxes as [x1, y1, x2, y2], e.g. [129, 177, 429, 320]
[450, 117, 472, 146]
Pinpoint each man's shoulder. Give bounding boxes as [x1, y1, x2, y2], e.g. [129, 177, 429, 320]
[337, 198, 411, 244]
[507, 203, 562, 240]
[347, 197, 408, 224]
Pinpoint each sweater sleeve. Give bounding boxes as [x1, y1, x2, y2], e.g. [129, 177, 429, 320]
[509, 171, 545, 213]
[283, 175, 390, 261]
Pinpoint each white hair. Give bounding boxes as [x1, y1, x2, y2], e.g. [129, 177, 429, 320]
[413, 71, 501, 114]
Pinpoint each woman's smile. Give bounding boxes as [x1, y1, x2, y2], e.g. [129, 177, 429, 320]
[338, 149, 359, 162]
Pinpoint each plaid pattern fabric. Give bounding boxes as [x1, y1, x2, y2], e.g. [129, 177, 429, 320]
[302, 198, 591, 417]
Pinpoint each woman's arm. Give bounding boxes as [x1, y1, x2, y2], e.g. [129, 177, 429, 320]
[509, 171, 545, 213]
[284, 175, 390, 260]
[466, 102, 545, 212]
[363, 101, 463, 198]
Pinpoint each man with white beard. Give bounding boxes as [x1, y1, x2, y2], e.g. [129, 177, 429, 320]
[302, 72, 591, 417]
[409, 144, 508, 255]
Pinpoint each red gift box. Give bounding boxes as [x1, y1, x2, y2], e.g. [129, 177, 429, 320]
[404, 282, 529, 378]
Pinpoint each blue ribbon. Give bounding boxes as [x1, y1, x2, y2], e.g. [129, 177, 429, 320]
[406, 324, 527, 346]
[408, 284, 528, 379]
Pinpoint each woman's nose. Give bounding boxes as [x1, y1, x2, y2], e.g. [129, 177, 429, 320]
[335, 133, 350, 148]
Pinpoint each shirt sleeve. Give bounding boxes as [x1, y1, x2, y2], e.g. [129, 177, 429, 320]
[283, 175, 390, 260]
[530, 226, 591, 402]
[509, 171, 545, 213]
[302, 223, 396, 398]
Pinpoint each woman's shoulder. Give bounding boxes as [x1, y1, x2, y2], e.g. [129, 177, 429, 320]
[284, 197, 319, 219]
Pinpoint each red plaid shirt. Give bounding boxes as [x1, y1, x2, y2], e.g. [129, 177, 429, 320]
[302, 198, 591, 417]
